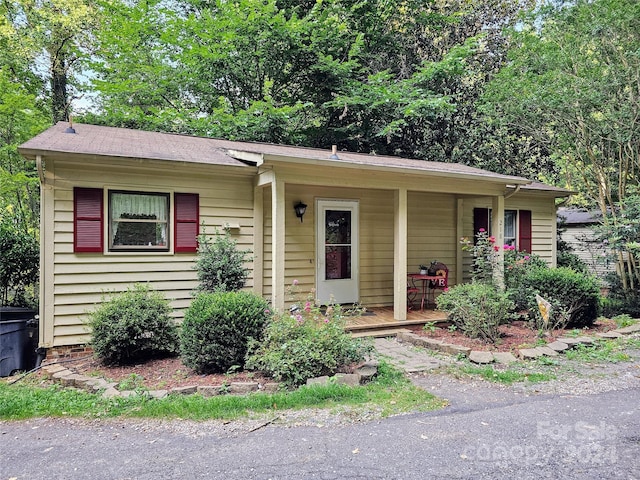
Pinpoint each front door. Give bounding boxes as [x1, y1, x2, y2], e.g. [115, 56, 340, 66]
[316, 199, 359, 304]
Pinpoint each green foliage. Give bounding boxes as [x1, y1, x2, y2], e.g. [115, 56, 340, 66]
[612, 314, 636, 328]
[180, 291, 269, 374]
[458, 364, 555, 385]
[564, 340, 631, 363]
[521, 268, 601, 329]
[246, 289, 372, 386]
[89, 284, 179, 366]
[0, 214, 39, 306]
[195, 229, 251, 293]
[460, 228, 499, 284]
[436, 282, 514, 343]
[503, 250, 548, 311]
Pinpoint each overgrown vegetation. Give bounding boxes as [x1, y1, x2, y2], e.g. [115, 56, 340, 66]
[0, 214, 39, 307]
[180, 291, 269, 374]
[436, 282, 514, 343]
[246, 288, 373, 386]
[0, 361, 445, 421]
[89, 284, 179, 366]
[195, 229, 251, 293]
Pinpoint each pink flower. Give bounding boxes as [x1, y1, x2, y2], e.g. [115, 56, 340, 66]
[489, 236, 496, 243]
[443, 287, 449, 292]
[304, 301, 311, 313]
[524, 255, 530, 260]
[324, 318, 329, 323]
[493, 246, 500, 251]
[292, 279, 299, 286]
[264, 309, 271, 314]
[479, 228, 486, 232]
[295, 314, 303, 324]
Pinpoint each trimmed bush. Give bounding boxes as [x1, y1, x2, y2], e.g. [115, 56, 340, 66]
[436, 282, 514, 343]
[245, 299, 373, 387]
[89, 284, 179, 366]
[521, 267, 601, 329]
[180, 291, 269, 373]
[195, 230, 250, 293]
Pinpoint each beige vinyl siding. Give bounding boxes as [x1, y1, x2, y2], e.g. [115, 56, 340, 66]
[45, 158, 255, 347]
[461, 195, 558, 283]
[262, 184, 396, 307]
[407, 192, 458, 286]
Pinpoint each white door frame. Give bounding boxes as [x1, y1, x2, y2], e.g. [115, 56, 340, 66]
[316, 199, 359, 304]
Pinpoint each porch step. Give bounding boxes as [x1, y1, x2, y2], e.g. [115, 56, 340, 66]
[351, 328, 412, 339]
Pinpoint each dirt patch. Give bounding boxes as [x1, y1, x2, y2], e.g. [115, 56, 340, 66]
[408, 318, 619, 353]
[39, 356, 271, 391]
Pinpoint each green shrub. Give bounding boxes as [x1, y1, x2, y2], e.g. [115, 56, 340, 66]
[195, 229, 251, 293]
[180, 291, 269, 373]
[0, 216, 39, 307]
[503, 250, 547, 311]
[89, 284, 179, 365]
[521, 267, 601, 329]
[436, 282, 514, 343]
[245, 291, 372, 387]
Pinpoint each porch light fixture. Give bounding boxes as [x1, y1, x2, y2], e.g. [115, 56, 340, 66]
[294, 201, 307, 222]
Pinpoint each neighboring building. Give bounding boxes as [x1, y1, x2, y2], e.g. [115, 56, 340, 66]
[19, 122, 571, 354]
[557, 207, 615, 279]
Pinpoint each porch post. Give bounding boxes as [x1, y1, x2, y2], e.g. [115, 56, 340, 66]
[456, 197, 464, 286]
[252, 184, 264, 296]
[272, 176, 286, 311]
[394, 188, 408, 320]
[492, 194, 505, 289]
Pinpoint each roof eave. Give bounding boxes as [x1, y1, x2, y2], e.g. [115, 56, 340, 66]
[260, 153, 531, 185]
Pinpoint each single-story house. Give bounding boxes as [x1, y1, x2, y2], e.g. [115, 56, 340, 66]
[19, 122, 571, 356]
[557, 207, 615, 278]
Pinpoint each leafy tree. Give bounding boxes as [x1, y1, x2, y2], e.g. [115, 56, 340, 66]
[483, 0, 640, 289]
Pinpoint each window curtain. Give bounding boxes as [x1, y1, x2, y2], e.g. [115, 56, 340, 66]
[110, 193, 167, 221]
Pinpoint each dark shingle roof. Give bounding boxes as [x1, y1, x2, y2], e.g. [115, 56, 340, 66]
[19, 123, 570, 194]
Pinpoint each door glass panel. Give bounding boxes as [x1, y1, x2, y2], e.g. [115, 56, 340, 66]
[325, 209, 352, 280]
[325, 210, 351, 244]
[325, 246, 352, 279]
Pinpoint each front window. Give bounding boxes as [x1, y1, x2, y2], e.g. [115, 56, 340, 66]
[504, 210, 517, 247]
[109, 191, 169, 251]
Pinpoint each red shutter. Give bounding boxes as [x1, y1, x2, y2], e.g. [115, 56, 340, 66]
[518, 210, 532, 253]
[473, 208, 489, 244]
[174, 193, 199, 253]
[74, 187, 103, 253]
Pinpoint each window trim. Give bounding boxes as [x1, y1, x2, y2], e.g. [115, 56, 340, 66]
[108, 190, 171, 252]
[73, 188, 200, 254]
[473, 207, 532, 252]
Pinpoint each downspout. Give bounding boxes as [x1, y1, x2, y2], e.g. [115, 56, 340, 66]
[504, 184, 521, 200]
[35, 155, 47, 363]
[36, 155, 45, 184]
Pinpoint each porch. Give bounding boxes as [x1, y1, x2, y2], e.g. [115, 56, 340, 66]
[347, 306, 448, 338]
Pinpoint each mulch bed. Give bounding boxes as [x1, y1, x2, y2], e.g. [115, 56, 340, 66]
[408, 318, 619, 353]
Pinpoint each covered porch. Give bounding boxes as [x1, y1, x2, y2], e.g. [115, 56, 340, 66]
[250, 150, 530, 328]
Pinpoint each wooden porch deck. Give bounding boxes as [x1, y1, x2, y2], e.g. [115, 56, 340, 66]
[347, 306, 448, 338]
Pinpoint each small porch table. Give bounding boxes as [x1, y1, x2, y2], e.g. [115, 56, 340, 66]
[407, 273, 440, 311]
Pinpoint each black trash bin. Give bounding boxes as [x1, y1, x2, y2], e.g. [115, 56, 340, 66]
[0, 307, 37, 377]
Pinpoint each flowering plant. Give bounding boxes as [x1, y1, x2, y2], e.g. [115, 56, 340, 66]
[245, 281, 372, 386]
[460, 228, 499, 284]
